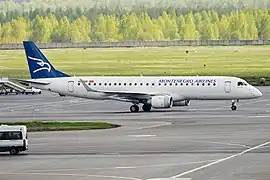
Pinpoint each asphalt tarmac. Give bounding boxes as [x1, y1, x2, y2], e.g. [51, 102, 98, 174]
[0, 86, 269, 180]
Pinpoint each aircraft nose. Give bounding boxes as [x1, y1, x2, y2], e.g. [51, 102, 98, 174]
[253, 87, 262, 97]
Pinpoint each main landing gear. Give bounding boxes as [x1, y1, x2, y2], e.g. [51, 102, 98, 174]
[231, 100, 238, 111]
[130, 104, 139, 112]
[142, 104, 151, 112]
[130, 104, 152, 112]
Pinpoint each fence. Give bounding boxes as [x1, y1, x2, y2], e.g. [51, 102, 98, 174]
[0, 40, 269, 50]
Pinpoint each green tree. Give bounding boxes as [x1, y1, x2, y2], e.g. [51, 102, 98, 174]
[177, 15, 185, 40]
[246, 12, 258, 40]
[10, 16, 30, 43]
[1, 22, 13, 43]
[219, 15, 230, 40]
[194, 13, 202, 39]
[239, 11, 248, 39]
[228, 11, 242, 39]
[158, 11, 179, 40]
[120, 12, 143, 41]
[30, 15, 51, 43]
[183, 13, 199, 40]
[93, 14, 106, 41]
[105, 15, 120, 41]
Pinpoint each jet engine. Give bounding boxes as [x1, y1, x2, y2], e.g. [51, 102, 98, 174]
[151, 95, 173, 108]
[173, 100, 190, 106]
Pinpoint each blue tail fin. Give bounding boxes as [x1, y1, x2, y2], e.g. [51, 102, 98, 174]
[23, 41, 70, 79]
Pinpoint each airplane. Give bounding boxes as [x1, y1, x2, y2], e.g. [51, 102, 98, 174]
[14, 41, 262, 113]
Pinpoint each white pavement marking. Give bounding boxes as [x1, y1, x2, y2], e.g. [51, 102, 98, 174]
[12, 159, 220, 173]
[147, 178, 191, 180]
[170, 141, 270, 178]
[0, 172, 142, 180]
[128, 135, 156, 137]
[133, 122, 172, 130]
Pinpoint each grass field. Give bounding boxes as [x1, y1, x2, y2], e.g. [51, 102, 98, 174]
[0, 46, 269, 85]
[0, 121, 120, 132]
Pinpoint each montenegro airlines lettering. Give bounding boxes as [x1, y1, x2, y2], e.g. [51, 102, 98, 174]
[28, 56, 51, 73]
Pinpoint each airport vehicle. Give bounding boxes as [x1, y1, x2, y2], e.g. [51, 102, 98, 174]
[0, 125, 28, 155]
[24, 87, 42, 95]
[15, 41, 262, 112]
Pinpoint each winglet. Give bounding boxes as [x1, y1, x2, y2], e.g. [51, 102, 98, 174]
[79, 79, 98, 92]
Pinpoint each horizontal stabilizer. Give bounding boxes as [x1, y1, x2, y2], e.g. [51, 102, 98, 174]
[11, 78, 50, 85]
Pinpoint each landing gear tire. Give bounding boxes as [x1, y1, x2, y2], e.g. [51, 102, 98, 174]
[130, 105, 139, 112]
[142, 104, 151, 112]
[231, 105, 237, 111]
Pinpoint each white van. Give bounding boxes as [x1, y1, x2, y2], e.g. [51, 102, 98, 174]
[0, 125, 28, 155]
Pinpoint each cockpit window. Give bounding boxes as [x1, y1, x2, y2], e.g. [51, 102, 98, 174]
[237, 82, 244, 86]
[237, 81, 248, 86]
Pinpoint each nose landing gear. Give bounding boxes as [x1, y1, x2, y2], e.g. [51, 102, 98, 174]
[231, 100, 238, 110]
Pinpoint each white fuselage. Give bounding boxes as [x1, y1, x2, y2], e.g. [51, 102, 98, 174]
[29, 76, 262, 102]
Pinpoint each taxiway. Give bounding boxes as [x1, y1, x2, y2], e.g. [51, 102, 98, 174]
[0, 86, 269, 180]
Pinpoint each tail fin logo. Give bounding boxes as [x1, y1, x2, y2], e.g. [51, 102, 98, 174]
[28, 56, 51, 73]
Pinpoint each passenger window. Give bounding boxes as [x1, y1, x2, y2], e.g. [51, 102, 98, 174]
[0, 132, 8, 140]
[9, 131, 22, 140]
[129, 83, 132, 86]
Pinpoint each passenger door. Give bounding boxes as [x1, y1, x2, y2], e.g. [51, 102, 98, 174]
[224, 81, 231, 93]
[68, 81, 74, 92]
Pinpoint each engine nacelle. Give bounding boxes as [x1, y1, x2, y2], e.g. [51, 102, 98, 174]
[151, 95, 173, 108]
[173, 100, 190, 106]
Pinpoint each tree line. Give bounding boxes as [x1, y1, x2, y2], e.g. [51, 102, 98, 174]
[0, 9, 269, 43]
[1, 0, 270, 13]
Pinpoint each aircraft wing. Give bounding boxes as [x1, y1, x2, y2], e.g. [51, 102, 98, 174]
[11, 79, 50, 86]
[79, 79, 164, 101]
